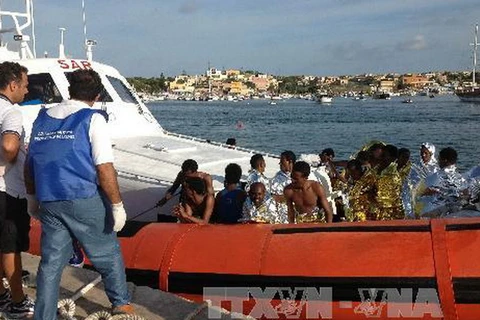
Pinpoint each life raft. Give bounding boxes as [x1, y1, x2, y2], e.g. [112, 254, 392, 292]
[28, 218, 480, 320]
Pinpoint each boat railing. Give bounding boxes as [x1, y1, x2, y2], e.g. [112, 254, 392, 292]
[0, 0, 35, 59]
[116, 169, 174, 186]
[161, 130, 280, 159]
[114, 146, 186, 167]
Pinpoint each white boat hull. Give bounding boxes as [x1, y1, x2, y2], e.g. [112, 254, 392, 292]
[319, 96, 333, 103]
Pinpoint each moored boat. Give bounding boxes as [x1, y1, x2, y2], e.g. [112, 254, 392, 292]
[318, 95, 333, 104]
[372, 91, 392, 100]
[456, 24, 480, 103]
[316, 92, 334, 104]
[456, 87, 480, 103]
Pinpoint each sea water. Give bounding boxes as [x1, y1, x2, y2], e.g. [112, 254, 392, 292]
[147, 94, 480, 171]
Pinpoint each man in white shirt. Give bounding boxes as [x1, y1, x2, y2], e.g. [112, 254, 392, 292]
[245, 154, 269, 192]
[270, 150, 296, 223]
[0, 61, 35, 317]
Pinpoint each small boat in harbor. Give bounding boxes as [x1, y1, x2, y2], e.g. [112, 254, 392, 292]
[402, 98, 413, 104]
[318, 95, 333, 104]
[352, 95, 366, 101]
[316, 92, 334, 104]
[372, 91, 392, 100]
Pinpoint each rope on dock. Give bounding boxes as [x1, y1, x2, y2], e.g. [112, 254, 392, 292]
[55, 274, 147, 320]
[57, 298, 77, 319]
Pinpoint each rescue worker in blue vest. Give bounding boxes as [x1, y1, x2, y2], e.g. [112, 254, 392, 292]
[24, 69, 134, 319]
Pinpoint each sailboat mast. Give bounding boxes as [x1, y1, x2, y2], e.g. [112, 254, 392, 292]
[472, 24, 478, 85]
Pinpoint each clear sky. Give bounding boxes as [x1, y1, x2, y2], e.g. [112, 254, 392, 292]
[4, 0, 480, 77]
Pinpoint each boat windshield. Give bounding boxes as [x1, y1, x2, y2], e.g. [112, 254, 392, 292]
[64, 72, 113, 102]
[21, 73, 63, 106]
[106, 76, 138, 104]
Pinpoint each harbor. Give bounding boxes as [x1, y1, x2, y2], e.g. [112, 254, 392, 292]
[147, 94, 480, 171]
[1, 0, 480, 319]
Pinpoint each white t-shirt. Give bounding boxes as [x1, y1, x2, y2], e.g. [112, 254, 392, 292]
[44, 99, 114, 165]
[0, 96, 27, 198]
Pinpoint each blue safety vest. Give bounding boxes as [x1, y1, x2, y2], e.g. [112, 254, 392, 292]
[27, 108, 107, 201]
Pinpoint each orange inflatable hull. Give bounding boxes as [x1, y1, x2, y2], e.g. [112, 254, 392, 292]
[28, 218, 480, 320]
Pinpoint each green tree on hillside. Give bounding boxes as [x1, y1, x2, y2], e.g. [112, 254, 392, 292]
[127, 74, 168, 94]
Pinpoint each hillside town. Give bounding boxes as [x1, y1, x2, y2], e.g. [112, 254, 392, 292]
[127, 67, 475, 102]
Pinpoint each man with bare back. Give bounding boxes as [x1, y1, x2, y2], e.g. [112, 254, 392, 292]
[158, 159, 214, 205]
[284, 161, 333, 223]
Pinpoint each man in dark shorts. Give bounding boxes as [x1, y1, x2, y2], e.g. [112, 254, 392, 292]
[0, 61, 35, 317]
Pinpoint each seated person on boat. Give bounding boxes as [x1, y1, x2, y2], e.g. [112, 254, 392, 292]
[245, 154, 270, 192]
[212, 163, 246, 224]
[158, 159, 214, 206]
[346, 159, 377, 222]
[284, 161, 333, 223]
[173, 177, 214, 224]
[408, 142, 440, 217]
[240, 182, 282, 224]
[416, 147, 473, 218]
[373, 144, 405, 220]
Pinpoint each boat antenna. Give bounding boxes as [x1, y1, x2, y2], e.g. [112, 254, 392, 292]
[82, 0, 96, 61]
[471, 24, 478, 86]
[29, 0, 36, 57]
[58, 27, 66, 59]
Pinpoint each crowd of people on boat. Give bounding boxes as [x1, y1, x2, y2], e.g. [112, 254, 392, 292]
[160, 142, 480, 225]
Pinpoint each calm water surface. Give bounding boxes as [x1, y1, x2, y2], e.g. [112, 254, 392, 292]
[147, 95, 480, 171]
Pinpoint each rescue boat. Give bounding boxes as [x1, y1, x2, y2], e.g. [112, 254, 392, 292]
[27, 217, 480, 320]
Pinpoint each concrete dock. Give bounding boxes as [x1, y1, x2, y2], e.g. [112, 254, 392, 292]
[20, 253, 247, 320]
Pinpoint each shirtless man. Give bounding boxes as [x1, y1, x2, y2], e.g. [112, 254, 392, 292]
[158, 159, 214, 205]
[173, 177, 214, 224]
[284, 161, 333, 223]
